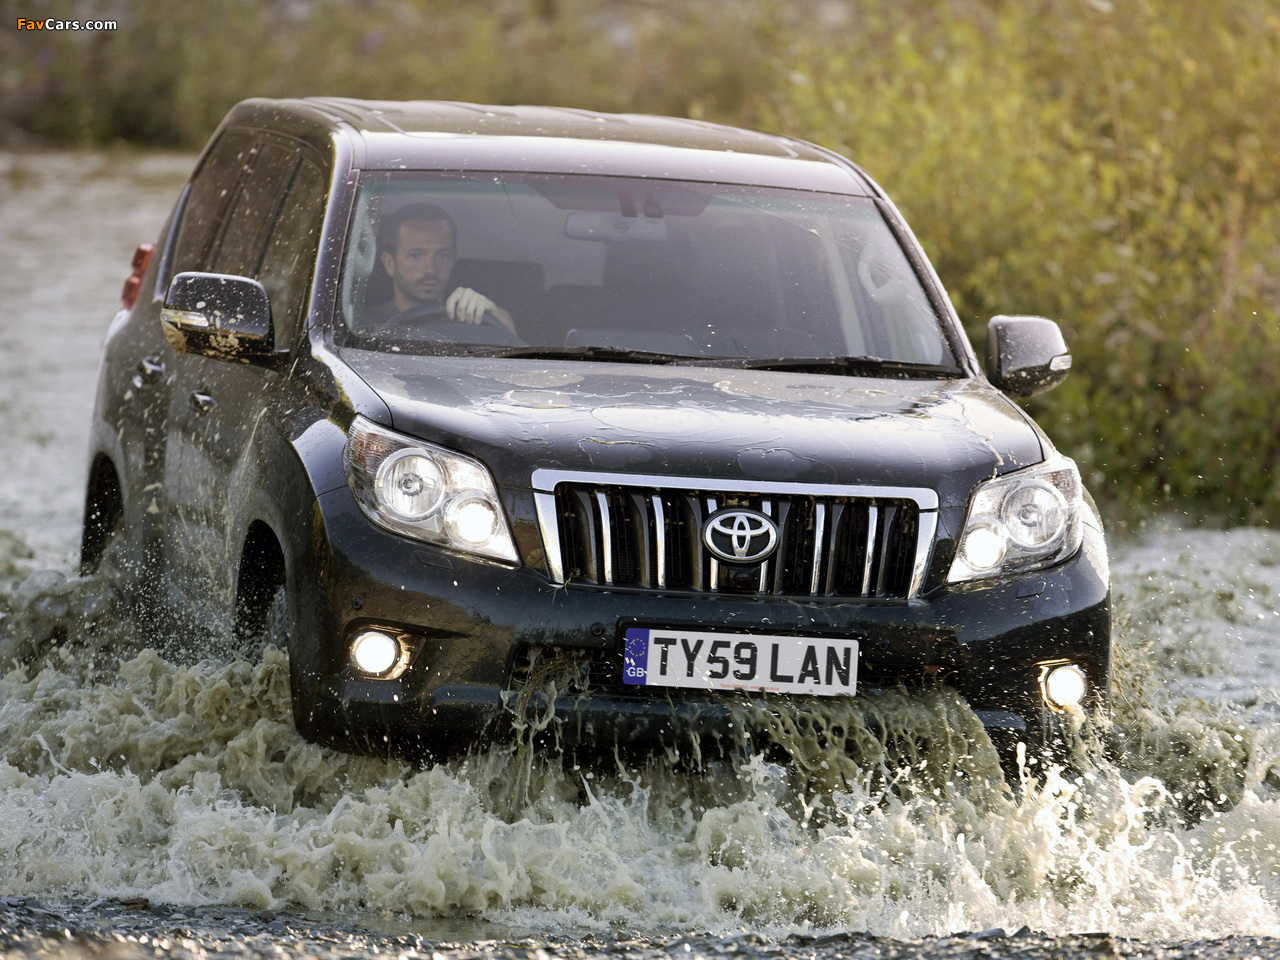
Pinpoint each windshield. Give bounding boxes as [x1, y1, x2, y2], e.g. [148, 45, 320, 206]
[337, 172, 960, 369]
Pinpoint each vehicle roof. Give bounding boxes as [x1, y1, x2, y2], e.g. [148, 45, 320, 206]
[221, 98, 874, 195]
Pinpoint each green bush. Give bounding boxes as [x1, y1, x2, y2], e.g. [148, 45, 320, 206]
[765, 0, 1280, 523]
[2, 1, 788, 146]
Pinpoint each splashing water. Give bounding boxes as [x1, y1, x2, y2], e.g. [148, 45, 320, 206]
[1, 525, 1280, 940]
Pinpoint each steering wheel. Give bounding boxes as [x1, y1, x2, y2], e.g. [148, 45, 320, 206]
[385, 300, 508, 329]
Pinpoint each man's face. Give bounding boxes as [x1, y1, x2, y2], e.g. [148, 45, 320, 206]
[381, 218, 456, 309]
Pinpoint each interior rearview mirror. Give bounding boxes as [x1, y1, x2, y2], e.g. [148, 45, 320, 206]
[985, 315, 1072, 398]
[564, 211, 667, 243]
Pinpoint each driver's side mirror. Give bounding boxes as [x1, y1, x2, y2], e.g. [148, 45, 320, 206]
[985, 315, 1072, 398]
[161, 272, 279, 364]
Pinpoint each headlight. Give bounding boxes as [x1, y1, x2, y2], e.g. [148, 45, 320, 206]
[343, 416, 519, 564]
[947, 455, 1083, 583]
[375, 450, 445, 521]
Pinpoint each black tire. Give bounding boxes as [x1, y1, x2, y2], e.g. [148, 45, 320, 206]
[232, 562, 321, 741]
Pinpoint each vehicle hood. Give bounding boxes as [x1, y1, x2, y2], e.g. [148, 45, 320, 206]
[340, 350, 1044, 509]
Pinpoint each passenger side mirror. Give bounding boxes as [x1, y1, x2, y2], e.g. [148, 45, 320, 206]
[161, 272, 279, 364]
[985, 315, 1072, 397]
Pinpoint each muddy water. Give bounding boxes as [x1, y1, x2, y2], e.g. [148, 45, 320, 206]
[3, 152, 1280, 957]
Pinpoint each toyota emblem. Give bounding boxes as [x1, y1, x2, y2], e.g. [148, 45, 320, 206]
[702, 508, 779, 564]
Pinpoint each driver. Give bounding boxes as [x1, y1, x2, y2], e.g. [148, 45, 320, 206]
[366, 202, 516, 333]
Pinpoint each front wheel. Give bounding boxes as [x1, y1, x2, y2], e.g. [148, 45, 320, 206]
[234, 574, 324, 738]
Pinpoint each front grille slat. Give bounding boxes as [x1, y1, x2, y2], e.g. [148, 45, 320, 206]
[596, 491, 615, 584]
[683, 495, 705, 591]
[862, 504, 880, 597]
[549, 480, 928, 599]
[651, 494, 667, 588]
[771, 498, 792, 594]
[705, 496, 719, 593]
[562, 488, 600, 582]
[759, 499, 773, 593]
[875, 503, 898, 597]
[823, 501, 845, 596]
[809, 502, 827, 595]
[627, 492, 653, 588]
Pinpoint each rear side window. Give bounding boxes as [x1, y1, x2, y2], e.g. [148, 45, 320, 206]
[171, 129, 256, 275]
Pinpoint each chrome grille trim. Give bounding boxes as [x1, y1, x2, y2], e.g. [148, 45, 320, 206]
[532, 469, 938, 598]
[809, 502, 826, 595]
[535, 491, 564, 583]
[706, 496, 719, 593]
[771, 499, 793, 594]
[532, 469, 940, 508]
[595, 491, 614, 584]
[652, 495, 667, 588]
[861, 504, 879, 596]
[876, 503, 898, 596]
[912, 510, 936, 597]
[760, 500, 772, 593]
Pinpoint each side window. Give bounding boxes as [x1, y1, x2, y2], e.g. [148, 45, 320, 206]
[208, 141, 300, 278]
[171, 129, 256, 275]
[258, 157, 328, 347]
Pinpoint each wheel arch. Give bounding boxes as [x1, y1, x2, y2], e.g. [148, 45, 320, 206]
[225, 411, 343, 650]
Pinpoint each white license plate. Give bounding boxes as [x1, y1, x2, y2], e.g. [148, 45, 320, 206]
[622, 628, 858, 696]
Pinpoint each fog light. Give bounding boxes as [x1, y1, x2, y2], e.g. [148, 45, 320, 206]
[351, 630, 401, 677]
[1044, 664, 1087, 709]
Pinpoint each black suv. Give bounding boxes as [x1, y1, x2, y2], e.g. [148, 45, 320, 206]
[85, 98, 1109, 765]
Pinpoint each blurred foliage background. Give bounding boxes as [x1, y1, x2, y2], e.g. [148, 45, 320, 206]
[3, 0, 1279, 525]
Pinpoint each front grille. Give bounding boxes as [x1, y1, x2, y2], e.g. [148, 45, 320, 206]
[533, 472, 937, 599]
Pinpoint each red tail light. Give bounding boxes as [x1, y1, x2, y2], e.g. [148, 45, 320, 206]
[121, 242, 155, 310]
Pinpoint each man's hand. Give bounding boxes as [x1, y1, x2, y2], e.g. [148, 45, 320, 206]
[446, 287, 517, 333]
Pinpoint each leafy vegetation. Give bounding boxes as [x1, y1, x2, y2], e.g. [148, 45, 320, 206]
[5, 0, 1278, 523]
[769, 2, 1280, 524]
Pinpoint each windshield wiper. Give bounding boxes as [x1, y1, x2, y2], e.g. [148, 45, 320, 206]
[470, 346, 961, 376]
[726, 356, 962, 377]
[477, 345, 705, 364]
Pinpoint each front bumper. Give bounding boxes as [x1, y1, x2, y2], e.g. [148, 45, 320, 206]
[294, 485, 1110, 763]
